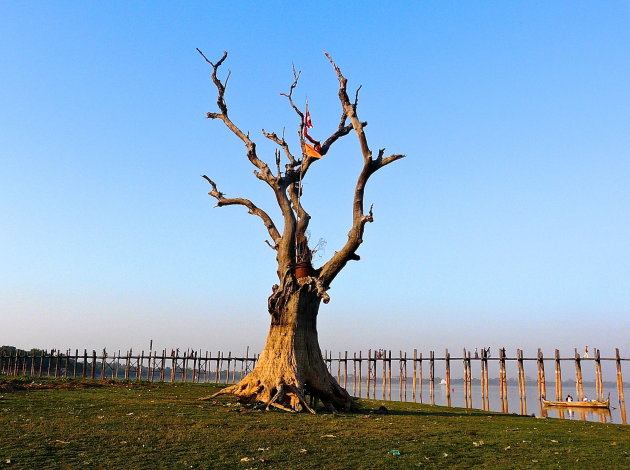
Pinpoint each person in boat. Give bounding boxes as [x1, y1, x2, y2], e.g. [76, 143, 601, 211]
[566, 394, 573, 402]
[582, 395, 589, 402]
[583, 346, 589, 358]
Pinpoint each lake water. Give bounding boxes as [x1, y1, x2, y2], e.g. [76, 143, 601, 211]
[351, 382, 626, 425]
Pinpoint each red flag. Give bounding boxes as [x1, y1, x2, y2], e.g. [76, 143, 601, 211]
[304, 104, 313, 131]
[303, 101, 321, 153]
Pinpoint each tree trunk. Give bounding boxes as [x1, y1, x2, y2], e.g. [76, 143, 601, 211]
[205, 282, 353, 412]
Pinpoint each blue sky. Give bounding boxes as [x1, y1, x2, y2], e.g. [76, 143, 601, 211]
[1, 1, 629, 357]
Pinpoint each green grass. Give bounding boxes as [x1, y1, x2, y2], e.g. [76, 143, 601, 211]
[0, 377, 628, 469]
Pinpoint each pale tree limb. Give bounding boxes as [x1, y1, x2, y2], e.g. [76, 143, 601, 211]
[198, 49, 297, 272]
[197, 49, 272, 181]
[262, 129, 296, 167]
[202, 175, 281, 247]
[318, 53, 405, 288]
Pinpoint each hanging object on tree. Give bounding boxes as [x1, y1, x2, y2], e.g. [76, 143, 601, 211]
[302, 100, 322, 158]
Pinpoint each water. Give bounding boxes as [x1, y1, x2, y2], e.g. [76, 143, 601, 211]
[352, 382, 626, 425]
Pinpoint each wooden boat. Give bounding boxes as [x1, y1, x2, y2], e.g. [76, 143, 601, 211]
[542, 397, 610, 409]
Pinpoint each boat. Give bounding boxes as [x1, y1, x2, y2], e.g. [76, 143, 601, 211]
[542, 397, 610, 409]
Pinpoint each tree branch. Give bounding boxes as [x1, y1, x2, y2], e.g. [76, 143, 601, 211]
[199, 50, 297, 273]
[202, 175, 281, 246]
[318, 53, 405, 287]
[262, 129, 296, 167]
[279, 64, 305, 123]
[197, 49, 275, 184]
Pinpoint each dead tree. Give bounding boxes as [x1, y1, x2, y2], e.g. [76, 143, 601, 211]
[198, 50, 405, 412]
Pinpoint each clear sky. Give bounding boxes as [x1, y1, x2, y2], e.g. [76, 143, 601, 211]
[1, 1, 629, 358]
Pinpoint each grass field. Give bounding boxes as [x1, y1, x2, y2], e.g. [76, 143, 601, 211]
[0, 377, 628, 469]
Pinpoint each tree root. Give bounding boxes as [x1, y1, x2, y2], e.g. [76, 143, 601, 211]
[199, 376, 355, 413]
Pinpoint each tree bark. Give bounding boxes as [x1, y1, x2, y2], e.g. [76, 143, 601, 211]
[204, 280, 352, 411]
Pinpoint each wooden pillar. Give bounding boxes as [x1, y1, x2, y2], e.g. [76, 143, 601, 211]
[37, 350, 44, 377]
[358, 351, 362, 398]
[445, 349, 451, 407]
[516, 349, 525, 401]
[140, 350, 146, 381]
[225, 352, 231, 384]
[231, 351, 237, 384]
[373, 350, 377, 398]
[429, 350, 435, 405]
[462, 348, 467, 406]
[101, 349, 107, 380]
[574, 348, 584, 400]
[181, 352, 187, 383]
[387, 350, 392, 401]
[64, 350, 70, 378]
[170, 352, 176, 383]
[399, 350, 403, 402]
[463, 348, 471, 407]
[479, 348, 487, 402]
[202, 351, 208, 383]
[343, 351, 348, 390]
[22, 351, 26, 375]
[503, 348, 509, 412]
[554, 349, 562, 400]
[124, 350, 131, 380]
[616, 348, 627, 425]
[12, 350, 18, 376]
[499, 348, 507, 401]
[536, 348, 546, 400]
[115, 350, 121, 380]
[594, 348, 603, 401]
[517, 348, 526, 414]
[90, 350, 97, 380]
[418, 352, 423, 404]
[7, 350, 14, 376]
[366, 349, 372, 399]
[80, 349, 87, 378]
[212, 351, 218, 384]
[159, 350, 165, 382]
[352, 352, 357, 396]
[54, 350, 60, 377]
[467, 351, 473, 407]
[382, 350, 387, 400]
[29, 350, 35, 376]
[616, 348, 626, 404]
[412, 349, 417, 402]
[191, 352, 197, 383]
[46, 350, 52, 377]
[72, 349, 78, 378]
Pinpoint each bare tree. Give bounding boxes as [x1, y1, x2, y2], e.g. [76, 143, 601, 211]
[198, 50, 405, 412]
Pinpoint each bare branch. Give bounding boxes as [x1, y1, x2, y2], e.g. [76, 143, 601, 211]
[262, 129, 296, 166]
[202, 175, 281, 245]
[199, 50, 297, 273]
[197, 49, 274, 181]
[279, 64, 304, 122]
[318, 53, 406, 287]
[264, 239, 278, 251]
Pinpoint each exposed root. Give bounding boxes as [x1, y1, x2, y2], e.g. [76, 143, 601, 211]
[200, 373, 355, 413]
[292, 388, 316, 414]
[269, 402, 296, 413]
[199, 384, 237, 401]
[265, 384, 285, 410]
